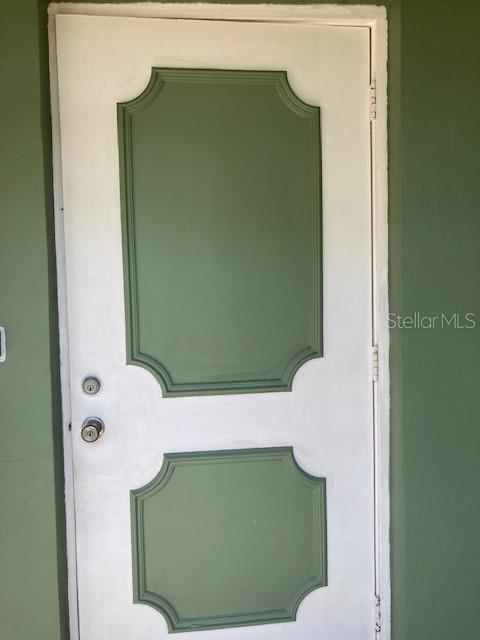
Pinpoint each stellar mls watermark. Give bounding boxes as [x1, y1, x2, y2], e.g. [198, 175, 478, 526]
[388, 312, 477, 329]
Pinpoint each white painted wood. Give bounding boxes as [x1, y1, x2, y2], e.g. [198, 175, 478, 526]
[50, 6, 389, 639]
[369, 15, 391, 640]
[49, 2, 385, 23]
[47, 12, 80, 640]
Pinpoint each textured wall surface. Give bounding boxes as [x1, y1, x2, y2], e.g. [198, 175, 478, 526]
[0, 1, 68, 639]
[0, 1, 478, 639]
[391, 1, 480, 638]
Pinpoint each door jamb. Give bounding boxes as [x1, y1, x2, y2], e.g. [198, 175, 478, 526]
[48, 4, 389, 639]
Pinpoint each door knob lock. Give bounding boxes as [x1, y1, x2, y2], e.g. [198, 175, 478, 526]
[81, 417, 105, 443]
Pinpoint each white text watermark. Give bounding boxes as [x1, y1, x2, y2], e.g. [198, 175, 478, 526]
[388, 312, 477, 329]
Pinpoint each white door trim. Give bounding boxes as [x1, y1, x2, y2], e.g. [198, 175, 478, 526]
[48, 5, 389, 639]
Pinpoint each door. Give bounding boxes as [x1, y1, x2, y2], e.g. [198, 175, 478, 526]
[55, 11, 374, 640]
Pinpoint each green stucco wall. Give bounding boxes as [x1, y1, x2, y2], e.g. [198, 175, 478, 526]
[390, 2, 480, 637]
[0, 2, 68, 639]
[0, 1, 478, 639]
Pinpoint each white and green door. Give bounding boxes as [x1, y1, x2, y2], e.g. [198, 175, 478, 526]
[54, 7, 380, 639]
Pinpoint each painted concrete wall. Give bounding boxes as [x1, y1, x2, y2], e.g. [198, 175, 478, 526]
[0, 1, 478, 639]
[0, 2, 68, 639]
[390, 1, 480, 637]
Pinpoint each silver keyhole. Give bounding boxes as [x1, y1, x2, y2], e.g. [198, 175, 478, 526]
[81, 417, 105, 443]
[82, 376, 101, 395]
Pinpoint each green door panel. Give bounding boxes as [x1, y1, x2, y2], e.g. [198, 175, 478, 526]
[131, 447, 327, 632]
[118, 68, 322, 396]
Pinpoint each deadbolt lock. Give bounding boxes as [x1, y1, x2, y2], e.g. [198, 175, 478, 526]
[81, 417, 105, 443]
[82, 376, 101, 395]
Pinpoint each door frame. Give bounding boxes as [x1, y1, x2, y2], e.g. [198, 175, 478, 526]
[48, 4, 389, 638]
